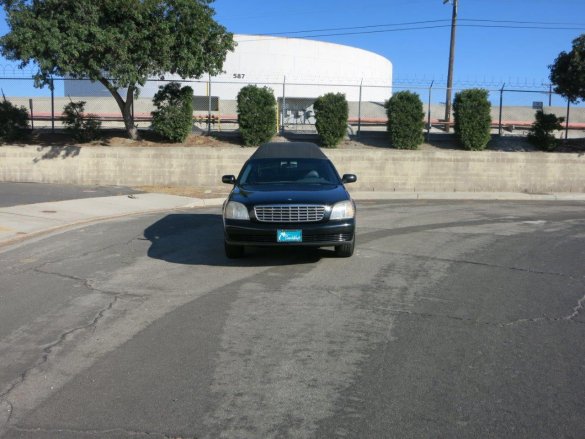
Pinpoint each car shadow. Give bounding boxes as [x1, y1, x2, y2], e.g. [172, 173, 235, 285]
[144, 213, 337, 267]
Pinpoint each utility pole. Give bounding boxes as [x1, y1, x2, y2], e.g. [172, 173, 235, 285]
[444, 0, 458, 131]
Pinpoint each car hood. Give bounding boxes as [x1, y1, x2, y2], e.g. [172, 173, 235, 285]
[229, 184, 350, 207]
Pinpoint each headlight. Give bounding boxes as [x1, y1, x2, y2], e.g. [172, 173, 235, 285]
[330, 200, 355, 220]
[224, 201, 250, 220]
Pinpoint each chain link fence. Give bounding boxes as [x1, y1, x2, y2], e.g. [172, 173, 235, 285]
[1, 76, 584, 139]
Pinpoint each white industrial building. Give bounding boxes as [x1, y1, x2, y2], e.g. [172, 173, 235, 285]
[64, 35, 393, 103]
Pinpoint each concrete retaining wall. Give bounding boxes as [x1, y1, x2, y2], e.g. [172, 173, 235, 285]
[0, 145, 584, 193]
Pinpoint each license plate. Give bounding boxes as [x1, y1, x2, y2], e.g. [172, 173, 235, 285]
[277, 229, 302, 243]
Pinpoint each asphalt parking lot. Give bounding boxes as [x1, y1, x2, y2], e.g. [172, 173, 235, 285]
[0, 199, 584, 438]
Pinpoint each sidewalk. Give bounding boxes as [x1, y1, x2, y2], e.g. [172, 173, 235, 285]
[1, 191, 584, 248]
[0, 193, 225, 247]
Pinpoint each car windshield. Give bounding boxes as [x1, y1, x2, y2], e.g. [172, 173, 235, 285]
[239, 158, 340, 185]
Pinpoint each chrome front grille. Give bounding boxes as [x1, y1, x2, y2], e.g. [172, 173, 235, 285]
[254, 205, 326, 223]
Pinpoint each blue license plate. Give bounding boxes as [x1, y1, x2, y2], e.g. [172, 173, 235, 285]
[277, 229, 302, 243]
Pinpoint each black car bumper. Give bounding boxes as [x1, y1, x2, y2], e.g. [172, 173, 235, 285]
[224, 219, 355, 247]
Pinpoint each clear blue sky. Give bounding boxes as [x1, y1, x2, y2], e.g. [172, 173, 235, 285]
[213, 0, 585, 89]
[1, 0, 584, 105]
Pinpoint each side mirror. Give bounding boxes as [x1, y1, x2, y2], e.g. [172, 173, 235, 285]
[341, 174, 357, 184]
[222, 175, 236, 184]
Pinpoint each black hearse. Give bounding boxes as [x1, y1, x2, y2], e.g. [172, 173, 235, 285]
[221, 142, 357, 258]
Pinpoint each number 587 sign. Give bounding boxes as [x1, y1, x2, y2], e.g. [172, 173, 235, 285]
[233, 73, 246, 79]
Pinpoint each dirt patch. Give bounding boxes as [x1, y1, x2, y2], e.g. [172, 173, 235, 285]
[5, 128, 585, 153]
[98, 132, 228, 148]
[559, 137, 585, 152]
[5, 129, 233, 148]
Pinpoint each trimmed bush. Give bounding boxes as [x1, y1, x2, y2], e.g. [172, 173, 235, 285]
[61, 101, 102, 142]
[528, 110, 564, 151]
[385, 91, 424, 149]
[314, 93, 349, 148]
[453, 88, 492, 150]
[151, 82, 193, 143]
[237, 85, 277, 146]
[0, 99, 29, 142]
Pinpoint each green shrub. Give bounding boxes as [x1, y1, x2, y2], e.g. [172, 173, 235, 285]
[528, 110, 564, 151]
[151, 82, 193, 143]
[237, 85, 277, 146]
[385, 91, 424, 149]
[61, 101, 102, 142]
[453, 88, 492, 150]
[314, 93, 349, 148]
[0, 99, 30, 142]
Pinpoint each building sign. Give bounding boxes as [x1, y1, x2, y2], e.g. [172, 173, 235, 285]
[532, 101, 543, 110]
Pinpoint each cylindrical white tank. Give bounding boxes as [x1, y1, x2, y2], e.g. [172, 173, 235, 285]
[64, 34, 393, 103]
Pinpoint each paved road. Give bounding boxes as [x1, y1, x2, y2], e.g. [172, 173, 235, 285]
[0, 200, 584, 438]
[0, 182, 142, 208]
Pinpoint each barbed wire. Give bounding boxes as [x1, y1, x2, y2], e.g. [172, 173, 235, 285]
[0, 67, 552, 90]
[0, 64, 37, 76]
[392, 76, 552, 90]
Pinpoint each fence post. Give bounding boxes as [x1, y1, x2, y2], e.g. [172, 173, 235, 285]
[29, 99, 34, 131]
[207, 75, 212, 135]
[498, 83, 505, 136]
[280, 76, 286, 136]
[276, 97, 280, 134]
[427, 80, 434, 141]
[50, 77, 55, 133]
[357, 78, 363, 136]
[565, 98, 570, 140]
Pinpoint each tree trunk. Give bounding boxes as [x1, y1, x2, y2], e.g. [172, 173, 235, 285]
[124, 85, 138, 140]
[98, 78, 139, 140]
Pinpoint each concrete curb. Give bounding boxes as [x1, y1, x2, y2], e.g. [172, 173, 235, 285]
[183, 197, 226, 208]
[349, 191, 585, 201]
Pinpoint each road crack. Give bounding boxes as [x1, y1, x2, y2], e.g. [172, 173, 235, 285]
[6, 234, 144, 275]
[32, 266, 146, 299]
[0, 268, 138, 429]
[0, 293, 118, 407]
[564, 291, 585, 321]
[360, 246, 580, 280]
[10, 425, 194, 438]
[326, 290, 585, 328]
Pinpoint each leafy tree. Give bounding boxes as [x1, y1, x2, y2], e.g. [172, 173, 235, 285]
[0, 0, 234, 139]
[549, 34, 585, 104]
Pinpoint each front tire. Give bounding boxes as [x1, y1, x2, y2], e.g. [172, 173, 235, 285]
[225, 241, 244, 258]
[335, 237, 355, 258]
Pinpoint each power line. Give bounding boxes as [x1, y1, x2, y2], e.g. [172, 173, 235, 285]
[256, 20, 451, 36]
[460, 24, 584, 30]
[238, 17, 585, 42]
[462, 18, 585, 26]
[238, 23, 584, 43]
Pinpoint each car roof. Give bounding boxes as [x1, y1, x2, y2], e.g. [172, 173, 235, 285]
[249, 142, 329, 160]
